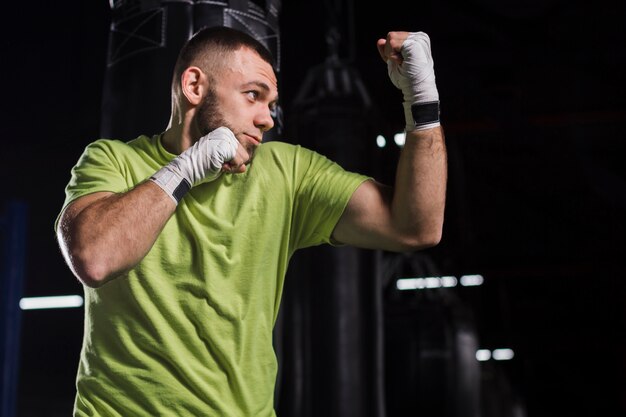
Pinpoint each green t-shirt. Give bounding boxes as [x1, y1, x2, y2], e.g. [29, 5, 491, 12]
[60, 134, 369, 416]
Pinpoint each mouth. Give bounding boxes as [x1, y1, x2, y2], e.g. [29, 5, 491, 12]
[244, 133, 262, 145]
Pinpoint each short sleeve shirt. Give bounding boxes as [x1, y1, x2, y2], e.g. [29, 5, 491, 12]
[60, 135, 369, 416]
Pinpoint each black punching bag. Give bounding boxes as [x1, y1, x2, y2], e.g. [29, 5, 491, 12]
[101, 0, 281, 140]
[383, 253, 481, 417]
[275, 50, 384, 416]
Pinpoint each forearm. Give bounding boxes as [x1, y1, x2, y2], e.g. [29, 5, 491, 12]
[392, 125, 447, 246]
[58, 127, 243, 287]
[58, 181, 176, 287]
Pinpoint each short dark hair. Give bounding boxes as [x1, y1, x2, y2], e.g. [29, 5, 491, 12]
[170, 26, 275, 121]
[173, 26, 274, 85]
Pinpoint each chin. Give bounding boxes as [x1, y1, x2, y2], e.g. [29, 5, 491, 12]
[247, 147, 257, 161]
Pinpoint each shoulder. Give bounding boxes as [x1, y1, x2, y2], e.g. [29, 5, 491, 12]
[81, 136, 143, 156]
[80, 135, 159, 162]
[109, 135, 156, 156]
[72, 135, 162, 178]
[85, 135, 153, 151]
[75, 139, 127, 167]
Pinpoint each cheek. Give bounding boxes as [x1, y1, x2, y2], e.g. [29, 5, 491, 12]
[220, 98, 245, 119]
[228, 104, 255, 128]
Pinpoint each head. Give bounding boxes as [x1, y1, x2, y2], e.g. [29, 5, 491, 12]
[169, 26, 278, 158]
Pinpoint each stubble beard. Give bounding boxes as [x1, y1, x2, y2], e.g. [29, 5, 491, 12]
[195, 86, 257, 162]
[196, 86, 229, 137]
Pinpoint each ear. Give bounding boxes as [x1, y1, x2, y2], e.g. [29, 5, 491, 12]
[180, 66, 206, 106]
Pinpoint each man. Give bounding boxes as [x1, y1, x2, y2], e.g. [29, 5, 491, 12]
[56, 26, 446, 416]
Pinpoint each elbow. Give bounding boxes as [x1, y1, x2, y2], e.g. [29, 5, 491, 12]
[60, 238, 114, 288]
[57, 205, 124, 288]
[71, 258, 110, 288]
[396, 224, 443, 252]
[58, 226, 115, 288]
[402, 233, 442, 252]
[423, 230, 443, 248]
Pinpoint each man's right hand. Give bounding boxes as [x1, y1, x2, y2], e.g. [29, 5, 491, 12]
[177, 126, 241, 183]
[151, 127, 241, 204]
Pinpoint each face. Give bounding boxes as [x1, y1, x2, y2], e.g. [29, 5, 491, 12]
[194, 47, 278, 162]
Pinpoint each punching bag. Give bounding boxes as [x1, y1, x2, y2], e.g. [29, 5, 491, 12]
[275, 49, 384, 416]
[101, 0, 281, 140]
[383, 253, 481, 417]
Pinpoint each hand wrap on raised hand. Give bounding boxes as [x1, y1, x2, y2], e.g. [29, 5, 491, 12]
[387, 32, 440, 131]
[150, 127, 239, 204]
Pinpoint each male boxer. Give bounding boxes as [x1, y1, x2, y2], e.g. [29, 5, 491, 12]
[57, 26, 446, 416]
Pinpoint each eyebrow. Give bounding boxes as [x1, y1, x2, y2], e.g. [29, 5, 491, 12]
[242, 81, 271, 91]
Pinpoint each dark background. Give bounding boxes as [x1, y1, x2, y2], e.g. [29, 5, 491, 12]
[1, 0, 625, 416]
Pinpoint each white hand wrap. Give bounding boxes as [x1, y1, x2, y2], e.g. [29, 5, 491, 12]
[150, 126, 239, 204]
[387, 32, 440, 131]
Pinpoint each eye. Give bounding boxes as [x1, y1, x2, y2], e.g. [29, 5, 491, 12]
[269, 103, 278, 117]
[246, 90, 259, 101]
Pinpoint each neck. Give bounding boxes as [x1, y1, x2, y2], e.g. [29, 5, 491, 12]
[162, 112, 198, 155]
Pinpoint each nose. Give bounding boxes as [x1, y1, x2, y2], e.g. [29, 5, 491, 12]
[254, 105, 275, 132]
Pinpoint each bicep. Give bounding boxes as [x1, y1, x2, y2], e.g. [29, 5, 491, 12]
[331, 180, 400, 250]
[332, 180, 436, 252]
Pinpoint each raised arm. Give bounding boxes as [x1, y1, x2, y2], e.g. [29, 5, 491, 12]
[332, 31, 447, 252]
[57, 127, 246, 288]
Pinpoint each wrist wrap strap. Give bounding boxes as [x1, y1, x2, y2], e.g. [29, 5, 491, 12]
[150, 167, 191, 204]
[410, 101, 441, 129]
